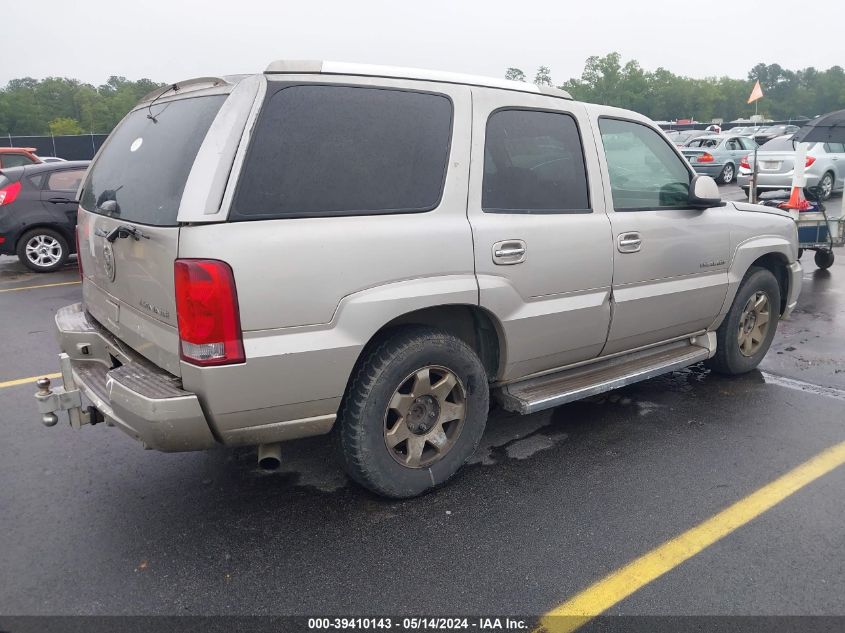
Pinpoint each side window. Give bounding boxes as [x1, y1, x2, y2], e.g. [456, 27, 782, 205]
[739, 137, 757, 150]
[824, 142, 845, 154]
[47, 169, 86, 191]
[1, 153, 35, 168]
[482, 109, 590, 213]
[599, 118, 691, 211]
[232, 85, 453, 219]
[727, 138, 741, 151]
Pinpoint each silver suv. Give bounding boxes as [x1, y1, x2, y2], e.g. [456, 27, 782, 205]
[35, 61, 802, 498]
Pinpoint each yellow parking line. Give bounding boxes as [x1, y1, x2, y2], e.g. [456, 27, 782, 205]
[0, 280, 80, 293]
[0, 373, 62, 390]
[535, 440, 845, 633]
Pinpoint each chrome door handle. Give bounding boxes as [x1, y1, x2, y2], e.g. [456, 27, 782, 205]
[617, 232, 642, 253]
[494, 247, 525, 257]
[492, 240, 527, 265]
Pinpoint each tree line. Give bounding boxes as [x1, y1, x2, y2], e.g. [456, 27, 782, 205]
[508, 53, 845, 122]
[0, 76, 163, 136]
[2, 54, 844, 135]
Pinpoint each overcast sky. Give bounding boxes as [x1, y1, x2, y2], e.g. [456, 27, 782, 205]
[5, 0, 842, 86]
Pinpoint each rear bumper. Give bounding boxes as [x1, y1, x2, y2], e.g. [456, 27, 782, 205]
[737, 172, 823, 191]
[40, 303, 218, 452]
[690, 163, 725, 177]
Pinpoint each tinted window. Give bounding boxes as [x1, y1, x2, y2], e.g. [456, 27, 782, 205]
[1, 153, 35, 168]
[47, 169, 86, 191]
[482, 109, 589, 213]
[232, 85, 452, 219]
[81, 95, 225, 226]
[599, 118, 691, 211]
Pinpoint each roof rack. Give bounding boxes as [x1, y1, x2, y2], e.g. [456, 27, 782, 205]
[264, 60, 572, 100]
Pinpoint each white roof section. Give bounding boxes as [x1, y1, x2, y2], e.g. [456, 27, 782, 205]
[264, 60, 572, 99]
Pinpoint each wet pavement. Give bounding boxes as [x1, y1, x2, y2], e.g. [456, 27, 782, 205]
[1, 185, 844, 619]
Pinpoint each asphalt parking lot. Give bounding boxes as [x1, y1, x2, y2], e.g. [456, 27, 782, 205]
[1, 184, 844, 626]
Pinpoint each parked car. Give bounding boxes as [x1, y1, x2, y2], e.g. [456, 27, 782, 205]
[0, 161, 89, 271]
[669, 129, 713, 147]
[737, 136, 845, 200]
[35, 62, 801, 498]
[0, 147, 42, 168]
[681, 134, 758, 183]
[753, 124, 800, 146]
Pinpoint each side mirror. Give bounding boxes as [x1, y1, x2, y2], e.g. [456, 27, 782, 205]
[688, 175, 722, 208]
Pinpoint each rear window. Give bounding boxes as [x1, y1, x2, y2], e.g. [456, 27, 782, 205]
[760, 137, 798, 151]
[231, 85, 453, 219]
[80, 95, 226, 226]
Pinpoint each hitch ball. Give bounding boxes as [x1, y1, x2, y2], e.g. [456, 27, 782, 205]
[36, 377, 59, 427]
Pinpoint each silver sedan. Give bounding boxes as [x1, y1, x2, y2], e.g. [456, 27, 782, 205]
[680, 134, 757, 184]
[737, 136, 845, 200]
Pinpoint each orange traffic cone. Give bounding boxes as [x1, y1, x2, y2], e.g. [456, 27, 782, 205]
[782, 185, 811, 212]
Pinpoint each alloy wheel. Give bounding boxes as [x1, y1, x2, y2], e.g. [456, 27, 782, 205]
[24, 234, 63, 268]
[383, 365, 467, 468]
[737, 291, 771, 357]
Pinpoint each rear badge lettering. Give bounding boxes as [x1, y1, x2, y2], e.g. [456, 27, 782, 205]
[139, 300, 170, 319]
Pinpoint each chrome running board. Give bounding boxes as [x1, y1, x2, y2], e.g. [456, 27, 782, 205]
[498, 336, 713, 415]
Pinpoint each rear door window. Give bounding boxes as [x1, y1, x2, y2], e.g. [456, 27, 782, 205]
[482, 109, 590, 213]
[47, 169, 86, 191]
[231, 85, 453, 219]
[80, 95, 226, 226]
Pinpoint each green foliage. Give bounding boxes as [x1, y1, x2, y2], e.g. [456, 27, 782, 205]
[0, 76, 164, 135]
[48, 117, 84, 135]
[513, 55, 845, 122]
[505, 67, 527, 82]
[534, 66, 552, 87]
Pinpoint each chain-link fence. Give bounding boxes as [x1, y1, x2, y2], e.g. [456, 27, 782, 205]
[1, 133, 108, 160]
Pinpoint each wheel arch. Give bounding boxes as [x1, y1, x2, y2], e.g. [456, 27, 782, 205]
[350, 304, 505, 384]
[15, 223, 75, 252]
[748, 251, 790, 315]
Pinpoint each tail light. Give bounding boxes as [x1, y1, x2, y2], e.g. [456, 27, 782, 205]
[174, 259, 245, 366]
[805, 156, 816, 167]
[0, 181, 21, 206]
[740, 155, 751, 170]
[697, 153, 714, 163]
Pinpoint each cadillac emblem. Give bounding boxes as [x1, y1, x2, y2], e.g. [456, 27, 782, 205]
[103, 242, 116, 282]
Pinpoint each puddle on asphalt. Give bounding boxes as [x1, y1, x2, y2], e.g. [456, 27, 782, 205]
[234, 364, 720, 493]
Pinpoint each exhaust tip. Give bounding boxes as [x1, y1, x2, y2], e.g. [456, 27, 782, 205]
[257, 443, 282, 471]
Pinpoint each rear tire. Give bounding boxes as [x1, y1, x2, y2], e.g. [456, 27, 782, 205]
[707, 267, 781, 375]
[815, 172, 834, 201]
[814, 249, 834, 270]
[16, 228, 69, 273]
[718, 163, 735, 184]
[335, 326, 489, 498]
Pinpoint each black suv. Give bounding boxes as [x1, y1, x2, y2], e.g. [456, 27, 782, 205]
[0, 161, 89, 272]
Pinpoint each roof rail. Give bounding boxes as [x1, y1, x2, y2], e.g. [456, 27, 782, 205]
[264, 60, 572, 99]
[139, 77, 233, 104]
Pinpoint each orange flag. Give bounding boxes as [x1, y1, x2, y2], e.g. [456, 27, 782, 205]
[747, 80, 764, 104]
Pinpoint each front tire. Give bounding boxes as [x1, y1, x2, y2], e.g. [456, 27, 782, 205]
[336, 327, 489, 498]
[16, 228, 69, 273]
[707, 267, 781, 375]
